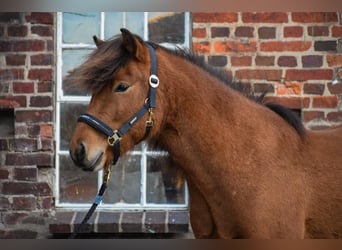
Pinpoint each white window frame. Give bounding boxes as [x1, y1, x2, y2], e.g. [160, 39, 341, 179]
[55, 12, 190, 210]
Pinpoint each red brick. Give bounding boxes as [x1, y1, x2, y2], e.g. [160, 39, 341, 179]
[192, 12, 238, 23]
[37, 81, 53, 93]
[0, 169, 9, 179]
[302, 55, 323, 68]
[278, 56, 297, 67]
[2, 182, 52, 196]
[276, 82, 302, 95]
[25, 13, 54, 24]
[312, 96, 339, 108]
[6, 55, 26, 66]
[332, 26, 342, 37]
[284, 26, 303, 37]
[327, 82, 342, 94]
[13, 197, 36, 210]
[285, 69, 332, 81]
[40, 197, 53, 209]
[16, 110, 52, 123]
[13, 82, 34, 94]
[304, 111, 325, 122]
[30, 96, 52, 107]
[255, 56, 274, 66]
[31, 25, 53, 37]
[231, 56, 252, 66]
[0, 197, 10, 209]
[3, 212, 28, 225]
[14, 167, 38, 181]
[235, 26, 254, 37]
[28, 69, 52, 81]
[0, 69, 24, 80]
[30, 54, 53, 66]
[254, 83, 275, 94]
[5, 152, 53, 166]
[258, 27, 276, 39]
[7, 25, 28, 37]
[9, 139, 38, 152]
[235, 69, 282, 81]
[211, 27, 230, 38]
[264, 96, 310, 109]
[307, 26, 329, 36]
[41, 139, 53, 151]
[0, 99, 21, 108]
[260, 41, 312, 52]
[192, 41, 210, 53]
[327, 111, 342, 121]
[303, 83, 325, 95]
[192, 28, 206, 38]
[0, 96, 26, 107]
[291, 12, 338, 23]
[242, 12, 288, 23]
[326, 55, 342, 67]
[0, 40, 45, 52]
[121, 212, 144, 232]
[214, 40, 257, 53]
[208, 55, 227, 67]
[40, 124, 53, 138]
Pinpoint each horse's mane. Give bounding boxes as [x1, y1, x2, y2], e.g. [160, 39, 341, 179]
[64, 34, 306, 140]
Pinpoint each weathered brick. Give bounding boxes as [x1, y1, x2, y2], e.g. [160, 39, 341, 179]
[7, 25, 28, 37]
[28, 69, 52, 81]
[37, 81, 53, 93]
[121, 212, 143, 232]
[6, 54, 26, 66]
[303, 83, 325, 95]
[192, 28, 206, 38]
[264, 96, 310, 109]
[208, 55, 227, 67]
[291, 12, 338, 23]
[40, 196, 53, 209]
[168, 211, 189, 233]
[30, 54, 53, 66]
[214, 40, 257, 53]
[16, 110, 52, 123]
[3, 212, 28, 224]
[0, 40, 45, 52]
[13, 82, 34, 93]
[304, 111, 325, 122]
[192, 41, 210, 53]
[192, 12, 238, 23]
[27, 125, 40, 137]
[235, 69, 282, 81]
[308, 26, 329, 37]
[312, 96, 339, 108]
[211, 27, 229, 38]
[25, 13, 54, 25]
[332, 26, 342, 37]
[302, 55, 323, 68]
[261, 41, 312, 52]
[235, 26, 254, 37]
[31, 25, 53, 37]
[0, 69, 25, 80]
[285, 69, 332, 81]
[49, 211, 75, 233]
[255, 56, 274, 66]
[145, 211, 166, 233]
[0, 98, 21, 108]
[5, 152, 53, 166]
[96, 212, 120, 233]
[0, 197, 10, 209]
[242, 12, 288, 23]
[13, 196, 36, 210]
[3, 229, 37, 239]
[278, 56, 297, 67]
[277, 82, 302, 95]
[40, 124, 53, 138]
[326, 55, 342, 67]
[8, 139, 38, 152]
[30, 96, 52, 107]
[258, 27, 276, 39]
[14, 167, 38, 181]
[0, 169, 9, 179]
[284, 26, 303, 37]
[0, 12, 21, 23]
[2, 182, 52, 196]
[327, 111, 342, 121]
[74, 211, 96, 233]
[0, 96, 26, 107]
[41, 139, 53, 151]
[314, 40, 337, 52]
[0, 139, 9, 151]
[231, 56, 252, 66]
[254, 83, 275, 94]
[327, 82, 342, 94]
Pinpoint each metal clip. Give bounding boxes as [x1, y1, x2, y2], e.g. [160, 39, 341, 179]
[103, 166, 112, 185]
[146, 108, 154, 128]
[107, 130, 121, 146]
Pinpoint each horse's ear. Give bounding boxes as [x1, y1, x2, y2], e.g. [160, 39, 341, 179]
[93, 35, 104, 48]
[120, 28, 145, 61]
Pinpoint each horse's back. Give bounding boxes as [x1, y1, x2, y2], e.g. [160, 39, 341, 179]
[304, 126, 342, 238]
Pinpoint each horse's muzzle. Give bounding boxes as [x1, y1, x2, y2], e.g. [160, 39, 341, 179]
[70, 142, 104, 171]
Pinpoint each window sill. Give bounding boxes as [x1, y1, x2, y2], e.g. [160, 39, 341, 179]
[49, 210, 189, 236]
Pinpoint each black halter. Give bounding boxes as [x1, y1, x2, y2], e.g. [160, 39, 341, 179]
[69, 44, 159, 239]
[77, 43, 159, 166]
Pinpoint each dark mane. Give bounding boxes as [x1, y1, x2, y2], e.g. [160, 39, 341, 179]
[65, 33, 306, 140]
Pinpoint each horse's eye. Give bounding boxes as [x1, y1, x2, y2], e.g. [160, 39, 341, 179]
[115, 83, 130, 93]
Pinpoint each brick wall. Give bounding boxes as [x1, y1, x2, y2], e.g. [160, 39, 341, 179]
[0, 12, 55, 238]
[192, 12, 342, 129]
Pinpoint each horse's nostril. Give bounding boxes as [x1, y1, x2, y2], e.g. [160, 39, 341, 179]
[75, 142, 86, 163]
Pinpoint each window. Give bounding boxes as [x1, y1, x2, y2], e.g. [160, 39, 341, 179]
[55, 12, 190, 210]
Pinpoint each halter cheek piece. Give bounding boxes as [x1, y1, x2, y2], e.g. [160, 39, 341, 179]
[69, 44, 158, 239]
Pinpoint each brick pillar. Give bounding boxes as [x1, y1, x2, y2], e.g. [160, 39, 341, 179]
[0, 12, 55, 239]
[192, 12, 342, 129]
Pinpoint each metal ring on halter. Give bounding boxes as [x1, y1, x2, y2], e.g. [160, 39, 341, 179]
[149, 74, 159, 88]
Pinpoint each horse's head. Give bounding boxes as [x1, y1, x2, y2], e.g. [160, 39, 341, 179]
[68, 29, 164, 172]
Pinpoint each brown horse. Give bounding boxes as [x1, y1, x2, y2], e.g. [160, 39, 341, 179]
[67, 29, 342, 238]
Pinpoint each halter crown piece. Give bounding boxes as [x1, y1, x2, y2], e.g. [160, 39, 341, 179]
[69, 43, 159, 238]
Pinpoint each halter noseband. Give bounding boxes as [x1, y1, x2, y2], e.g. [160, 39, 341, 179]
[77, 43, 159, 166]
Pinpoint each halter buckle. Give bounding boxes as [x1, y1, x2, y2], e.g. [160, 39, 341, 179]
[107, 131, 121, 146]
